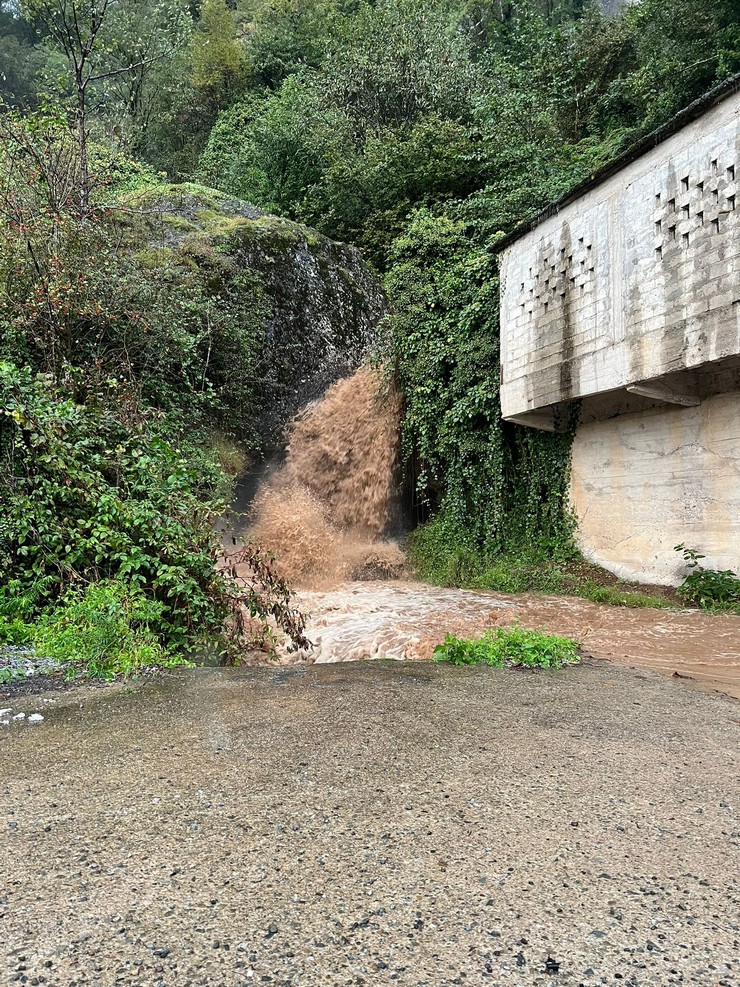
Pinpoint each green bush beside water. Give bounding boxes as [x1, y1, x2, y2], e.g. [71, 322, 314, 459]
[433, 626, 580, 670]
[0, 163, 307, 675]
[675, 545, 740, 614]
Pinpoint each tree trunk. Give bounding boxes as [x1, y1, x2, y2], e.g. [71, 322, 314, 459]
[76, 77, 90, 214]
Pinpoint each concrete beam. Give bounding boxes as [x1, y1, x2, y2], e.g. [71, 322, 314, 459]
[626, 377, 701, 407]
[505, 410, 567, 433]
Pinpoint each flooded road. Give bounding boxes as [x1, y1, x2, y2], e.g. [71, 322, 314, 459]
[1, 661, 738, 986]
[277, 581, 740, 700]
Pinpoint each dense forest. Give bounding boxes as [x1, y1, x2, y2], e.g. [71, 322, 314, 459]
[1, 0, 739, 672]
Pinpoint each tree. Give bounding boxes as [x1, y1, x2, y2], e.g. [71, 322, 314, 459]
[22, 0, 189, 208]
[96, 0, 190, 144]
[22, 0, 111, 210]
[191, 0, 248, 107]
[0, 1, 44, 107]
[321, 0, 481, 136]
[238, 0, 341, 89]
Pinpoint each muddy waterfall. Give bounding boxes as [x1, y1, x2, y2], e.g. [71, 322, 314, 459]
[246, 366, 406, 587]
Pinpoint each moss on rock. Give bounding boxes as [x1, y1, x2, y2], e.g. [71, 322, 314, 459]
[113, 182, 384, 448]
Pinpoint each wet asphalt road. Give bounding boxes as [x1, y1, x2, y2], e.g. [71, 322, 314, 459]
[1, 659, 738, 986]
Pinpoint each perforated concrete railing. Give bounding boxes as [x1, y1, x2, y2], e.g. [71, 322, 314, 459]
[653, 156, 737, 261]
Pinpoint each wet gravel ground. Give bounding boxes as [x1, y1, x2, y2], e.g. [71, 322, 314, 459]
[0, 645, 67, 683]
[1, 660, 738, 987]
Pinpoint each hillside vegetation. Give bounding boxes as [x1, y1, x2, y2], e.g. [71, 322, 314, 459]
[2, 0, 739, 670]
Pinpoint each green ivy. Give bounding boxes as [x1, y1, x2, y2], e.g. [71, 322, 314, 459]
[386, 210, 576, 564]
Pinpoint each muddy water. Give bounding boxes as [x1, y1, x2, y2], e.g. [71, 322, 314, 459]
[270, 581, 740, 701]
[235, 367, 740, 701]
[246, 366, 405, 586]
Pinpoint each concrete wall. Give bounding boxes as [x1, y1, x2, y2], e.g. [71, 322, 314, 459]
[499, 89, 740, 422]
[570, 392, 740, 585]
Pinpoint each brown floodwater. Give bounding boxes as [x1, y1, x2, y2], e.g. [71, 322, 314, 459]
[232, 367, 740, 702]
[245, 366, 405, 586]
[271, 580, 740, 701]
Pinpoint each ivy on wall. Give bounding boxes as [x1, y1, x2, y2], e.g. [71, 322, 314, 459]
[387, 210, 576, 567]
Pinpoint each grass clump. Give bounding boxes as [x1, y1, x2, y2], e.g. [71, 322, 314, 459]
[433, 626, 580, 669]
[576, 582, 672, 609]
[32, 580, 192, 680]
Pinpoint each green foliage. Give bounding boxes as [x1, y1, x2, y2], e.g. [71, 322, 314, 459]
[0, 359, 309, 669]
[318, 0, 481, 131]
[32, 579, 189, 679]
[674, 544, 740, 613]
[410, 518, 672, 611]
[196, 0, 486, 261]
[433, 625, 580, 669]
[98, 154, 164, 199]
[242, 0, 342, 89]
[0, 588, 36, 645]
[0, 616, 34, 646]
[195, 0, 740, 261]
[6, 0, 739, 189]
[623, 0, 740, 129]
[410, 520, 565, 593]
[191, 0, 249, 102]
[196, 77, 335, 214]
[19, 0, 191, 137]
[0, 115, 317, 672]
[0, 32, 47, 109]
[0, 362, 226, 643]
[195, 92, 269, 195]
[0, 121, 267, 437]
[388, 211, 576, 558]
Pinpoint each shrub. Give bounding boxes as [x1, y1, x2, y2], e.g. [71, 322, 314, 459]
[674, 544, 740, 612]
[433, 626, 580, 669]
[0, 363, 225, 641]
[0, 127, 310, 672]
[409, 518, 676, 610]
[0, 615, 34, 646]
[32, 580, 188, 679]
[0, 586, 37, 645]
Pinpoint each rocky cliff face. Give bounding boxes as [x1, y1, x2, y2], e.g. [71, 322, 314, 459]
[133, 183, 385, 447]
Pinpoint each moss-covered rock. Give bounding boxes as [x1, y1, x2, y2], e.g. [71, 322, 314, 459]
[117, 182, 384, 446]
